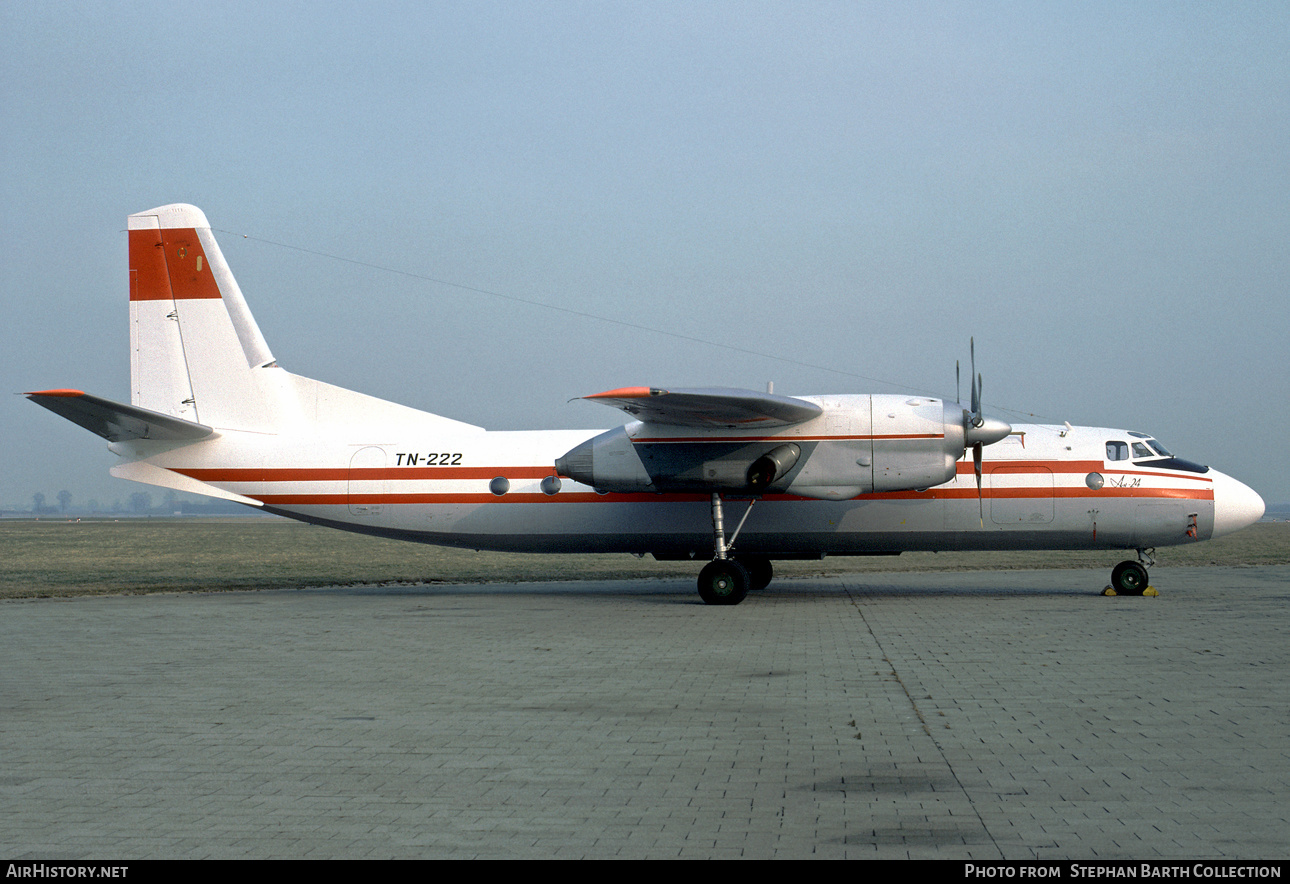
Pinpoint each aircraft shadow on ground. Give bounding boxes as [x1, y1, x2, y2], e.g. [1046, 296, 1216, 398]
[307, 575, 1109, 603]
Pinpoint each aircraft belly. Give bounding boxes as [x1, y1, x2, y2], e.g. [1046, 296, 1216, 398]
[268, 493, 1141, 557]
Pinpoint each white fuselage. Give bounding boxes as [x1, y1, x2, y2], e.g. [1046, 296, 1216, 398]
[110, 414, 1262, 560]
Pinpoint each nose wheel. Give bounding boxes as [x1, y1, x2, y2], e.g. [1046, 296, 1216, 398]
[1108, 549, 1155, 595]
[1110, 560, 1149, 594]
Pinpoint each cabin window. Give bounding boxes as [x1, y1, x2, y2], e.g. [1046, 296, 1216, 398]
[1106, 441, 1129, 461]
[1132, 442, 1154, 459]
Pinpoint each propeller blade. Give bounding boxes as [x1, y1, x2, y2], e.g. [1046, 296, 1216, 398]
[975, 373, 984, 427]
[974, 441, 984, 527]
[969, 334, 983, 524]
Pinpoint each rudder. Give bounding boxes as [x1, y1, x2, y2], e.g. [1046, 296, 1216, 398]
[128, 204, 296, 433]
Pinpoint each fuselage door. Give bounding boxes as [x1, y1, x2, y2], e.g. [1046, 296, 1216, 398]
[348, 446, 388, 516]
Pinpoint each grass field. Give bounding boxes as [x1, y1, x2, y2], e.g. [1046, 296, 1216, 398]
[2, 516, 1286, 599]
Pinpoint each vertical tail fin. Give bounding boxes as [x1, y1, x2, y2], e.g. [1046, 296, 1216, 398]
[128, 204, 296, 432]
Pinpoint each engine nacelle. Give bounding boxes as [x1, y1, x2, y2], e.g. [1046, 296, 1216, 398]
[555, 428, 804, 494]
[781, 396, 968, 498]
[555, 395, 1010, 499]
[555, 426, 652, 492]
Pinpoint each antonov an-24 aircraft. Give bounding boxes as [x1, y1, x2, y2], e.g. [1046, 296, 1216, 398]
[28, 204, 1266, 604]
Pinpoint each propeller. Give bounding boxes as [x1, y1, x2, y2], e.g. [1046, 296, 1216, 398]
[958, 337, 1012, 526]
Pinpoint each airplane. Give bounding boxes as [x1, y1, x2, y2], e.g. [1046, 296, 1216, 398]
[27, 204, 1266, 604]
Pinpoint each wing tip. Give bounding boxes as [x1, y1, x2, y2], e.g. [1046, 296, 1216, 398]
[25, 388, 86, 398]
[582, 386, 667, 400]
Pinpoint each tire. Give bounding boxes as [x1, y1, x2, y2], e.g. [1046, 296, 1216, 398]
[698, 559, 751, 605]
[1111, 560, 1149, 595]
[735, 555, 773, 591]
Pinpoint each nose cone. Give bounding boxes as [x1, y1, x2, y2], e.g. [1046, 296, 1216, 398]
[1210, 470, 1265, 537]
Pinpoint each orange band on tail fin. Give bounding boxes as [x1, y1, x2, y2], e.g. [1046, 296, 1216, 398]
[128, 227, 221, 301]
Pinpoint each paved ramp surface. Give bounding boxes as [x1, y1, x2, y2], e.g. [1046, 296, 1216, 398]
[2, 567, 1287, 859]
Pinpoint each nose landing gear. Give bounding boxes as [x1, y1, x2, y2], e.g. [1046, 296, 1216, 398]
[1106, 549, 1157, 596]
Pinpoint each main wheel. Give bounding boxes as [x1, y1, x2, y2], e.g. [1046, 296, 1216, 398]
[735, 555, 773, 591]
[698, 559, 751, 605]
[1111, 560, 1149, 595]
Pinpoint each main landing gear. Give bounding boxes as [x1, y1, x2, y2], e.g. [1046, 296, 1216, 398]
[1106, 549, 1157, 596]
[698, 558, 750, 605]
[697, 494, 771, 605]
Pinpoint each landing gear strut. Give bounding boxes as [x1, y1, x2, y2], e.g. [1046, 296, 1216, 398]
[697, 493, 762, 605]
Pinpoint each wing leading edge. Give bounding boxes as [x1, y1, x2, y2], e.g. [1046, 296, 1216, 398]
[579, 387, 822, 429]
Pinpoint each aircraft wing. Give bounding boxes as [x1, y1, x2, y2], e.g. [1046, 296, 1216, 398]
[26, 389, 215, 442]
[578, 387, 822, 429]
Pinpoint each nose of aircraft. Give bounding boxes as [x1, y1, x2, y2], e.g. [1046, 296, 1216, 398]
[1210, 470, 1265, 537]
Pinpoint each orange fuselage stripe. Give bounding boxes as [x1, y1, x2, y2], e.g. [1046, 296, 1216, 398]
[250, 486, 1214, 506]
[176, 466, 556, 482]
[177, 459, 1212, 485]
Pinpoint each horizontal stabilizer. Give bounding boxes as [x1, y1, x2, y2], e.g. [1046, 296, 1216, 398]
[579, 387, 823, 429]
[26, 389, 215, 442]
[110, 460, 262, 507]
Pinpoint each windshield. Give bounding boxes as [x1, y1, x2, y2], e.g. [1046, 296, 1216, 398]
[1126, 437, 1209, 474]
[1125, 436, 1175, 459]
[1113, 435, 1208, 473]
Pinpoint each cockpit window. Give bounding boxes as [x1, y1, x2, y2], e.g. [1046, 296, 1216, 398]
[1120, 435, 1209, 473]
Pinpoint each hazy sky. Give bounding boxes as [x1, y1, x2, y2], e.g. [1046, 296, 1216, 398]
[3, 1, 1288, 510]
